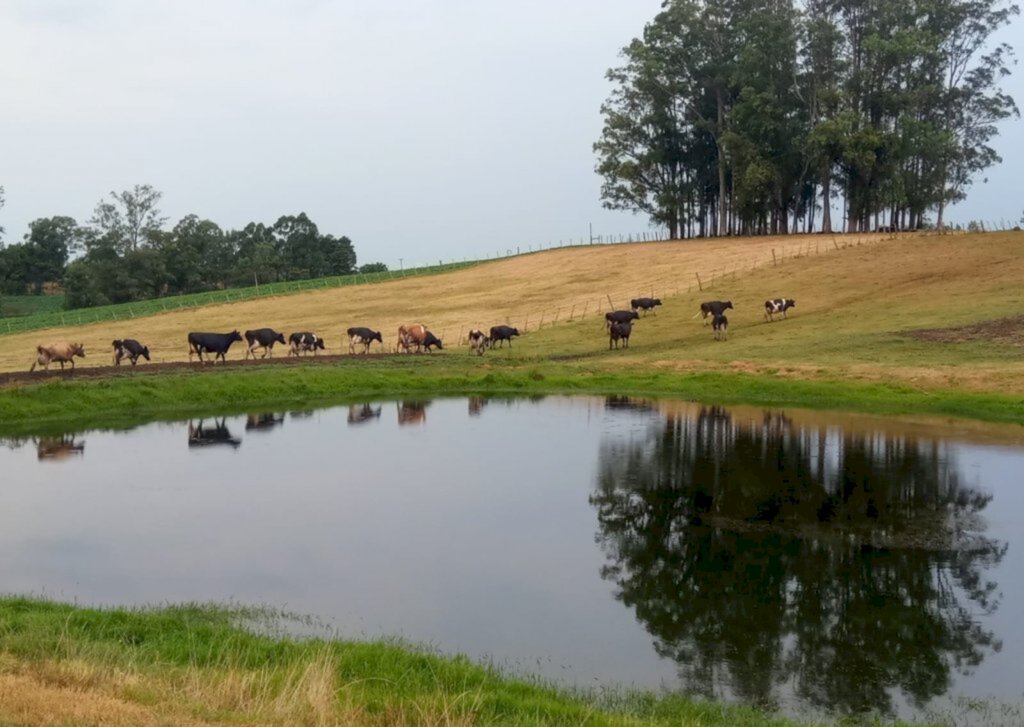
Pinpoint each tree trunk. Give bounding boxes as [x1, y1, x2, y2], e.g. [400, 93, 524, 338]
[821, 174, 832, 233]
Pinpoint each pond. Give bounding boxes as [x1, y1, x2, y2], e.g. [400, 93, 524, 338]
[1, 396, 1023, 724]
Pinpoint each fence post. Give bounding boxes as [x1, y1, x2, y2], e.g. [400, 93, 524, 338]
[695, 273, 703, 291]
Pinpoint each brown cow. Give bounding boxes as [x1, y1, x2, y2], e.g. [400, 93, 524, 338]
[30, 342, 86, 372]
[397, 324, 443, 353]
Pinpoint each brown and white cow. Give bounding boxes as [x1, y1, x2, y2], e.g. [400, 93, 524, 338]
[467, 329, 490, 356]
[397, 324, 443, 353]
[30, 342, 86, 372]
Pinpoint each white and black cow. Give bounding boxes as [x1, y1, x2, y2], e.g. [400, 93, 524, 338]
[468, 329, 491, 356]
[289, 332, 325, 356]
[347, 327, 383, 354]
[489, 325, 520, 348]
[712, 313, 728, 341]
[112, 339, 151, 366]
[764, 298, 796, 322]
[244, 328, 287, 359]
[699, 300, 733, 326]
[188, 331, 243, 363]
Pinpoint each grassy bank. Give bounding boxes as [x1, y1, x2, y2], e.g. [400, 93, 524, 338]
[2, 356, 1024, 437]
[0, 597, 807, 726]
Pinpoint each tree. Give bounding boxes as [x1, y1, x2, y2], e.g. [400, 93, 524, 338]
[88, 184, 168, 253]
[21, 217, 78, 293]
[359, 262, 388, 273]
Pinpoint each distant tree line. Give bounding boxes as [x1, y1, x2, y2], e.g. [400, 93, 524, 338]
[0, 185, 385, 309]
[595, 0, 1019, 238]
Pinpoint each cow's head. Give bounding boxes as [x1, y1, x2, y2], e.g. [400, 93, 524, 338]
[724, 301, 734, 310]
[72, 343, 86, 358]
[141, 346, 151, 361]
[372, 331, 383, 343]
[229, 330, 243, 343]
[653, 298, 662, 306]
[275, 332, 286, 345]
[112, 339, 123, 350]
[314, 337, 326, 350]
[629, 311, 640, 321]
[787, 299, 796, 308]
[511, 327, 520, 336]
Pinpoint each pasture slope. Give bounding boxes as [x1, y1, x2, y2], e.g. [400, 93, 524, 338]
[2, 230, 1024, 425]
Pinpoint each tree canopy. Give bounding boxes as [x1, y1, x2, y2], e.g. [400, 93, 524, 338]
[595, 0, 1019, 237]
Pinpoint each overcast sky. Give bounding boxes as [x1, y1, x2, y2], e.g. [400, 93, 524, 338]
[1, 1, 1021, 268]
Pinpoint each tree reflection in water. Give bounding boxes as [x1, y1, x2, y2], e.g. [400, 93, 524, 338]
[591, 404, 1006, 718]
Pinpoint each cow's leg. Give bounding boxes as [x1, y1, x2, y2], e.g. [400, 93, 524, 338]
[262, 346, 270, 359]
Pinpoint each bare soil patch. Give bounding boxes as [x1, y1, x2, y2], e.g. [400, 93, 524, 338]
[905, 315, 1024, 346]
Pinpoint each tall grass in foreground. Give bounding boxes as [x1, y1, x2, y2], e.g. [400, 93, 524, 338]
[0, 598, 808, 726]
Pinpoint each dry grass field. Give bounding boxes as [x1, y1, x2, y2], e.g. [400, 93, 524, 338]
[2, 230, 1023, 394]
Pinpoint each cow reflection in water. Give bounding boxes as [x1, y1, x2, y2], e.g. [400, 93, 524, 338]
[245, 413, 285, 431]
[396, 401, 429, 426]
[36, 435, 85, 461]
[348, 404, 382, 425]
[188, 419, 241, 449]
[592, 406, 1006, 718]
[468, 397, 488, 417]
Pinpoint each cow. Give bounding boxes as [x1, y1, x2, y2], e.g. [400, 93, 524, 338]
[244, 328, 286, 359]
[397, 401, 429, 425]
[348, 403, 382, 425]
[712, 313, 729, 341]
[764, 298, 796, 322]
[245, 413, 285, 431]
[630, 297, 662, 315]
[609, 320, 633, 349]
[36, 435, 85, 461]
[467, 329, 491, 356]
[699, 301, 733, 326]
[489, 325, 520, 348]
[30, 342, 86, 372]
[397, 324, 442, 353]
[289, 332, 325, 356]
[187, 419, 241, 449]
[188, 331, 243, 363]
[604, 310, 639, 330]
[112, 339, 150, 366]
[347, 327, 383, 354]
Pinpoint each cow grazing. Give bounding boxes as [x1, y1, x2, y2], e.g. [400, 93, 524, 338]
[630, 297, 662, 315]
[244, 328, 286, 359]
[347, 327, 383, 354]
[699, 300, 733, 325]
[609, 320, 633, 349]
[764, 298, 796, 322]
[398, 324, 443, 353]
[188, 331, 243, 363]
[489, 325, 520, 348]
[289, 332, 325, 356]
[112, 339, 150, 366]
[712, 313, 729, 341]
[467, 329, 491, 356]
[30, 342, 86, 372]
[605, 310, 639, 329]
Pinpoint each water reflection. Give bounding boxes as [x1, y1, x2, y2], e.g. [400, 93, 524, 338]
[187, 419, 241, 450]
[592, 403, 1006, 717]
[37, 435, 85, 461]
[347, 403, 382, 426]
[245, 413, 286, 432]
[397, 401, 429, 426]
[468, 396, 488, 417]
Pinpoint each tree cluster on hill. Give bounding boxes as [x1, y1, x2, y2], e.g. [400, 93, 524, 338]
[595, 0, 1019, 238]
[0, 185, 382, 309]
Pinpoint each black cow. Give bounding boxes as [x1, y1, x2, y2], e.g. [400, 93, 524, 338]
[712, 313, 729, 341]
[188, 331, 243, 363]
[347, 327, 383, 354]
[699, 300, 733, 326]
[112, 339, 150, 366]
[605, 310, 639, 329]
[630, 297, 662, 315]
[609, 320, 633, 349]
[289, 332, 325, 356]
[187, 419, 241, 449]
[764, 298, 796, 322]
[467, 329, 490, 355]
[489, 325, 520, 348]
[244, 328, 286, 359]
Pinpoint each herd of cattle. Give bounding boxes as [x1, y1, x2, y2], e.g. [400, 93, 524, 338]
[26, 296, 797, 371]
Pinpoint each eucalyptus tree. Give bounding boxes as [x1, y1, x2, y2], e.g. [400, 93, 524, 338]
[88, 184, 168, 253]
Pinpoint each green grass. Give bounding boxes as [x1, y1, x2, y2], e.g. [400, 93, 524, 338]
[0, 293, 66, 319]
[0, 597, 887, 725]
[0, 260, 480, 337]
[2, 355, 1023, 437]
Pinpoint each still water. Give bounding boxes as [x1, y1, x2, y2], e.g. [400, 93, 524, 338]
[2, 397, 1023, 723]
